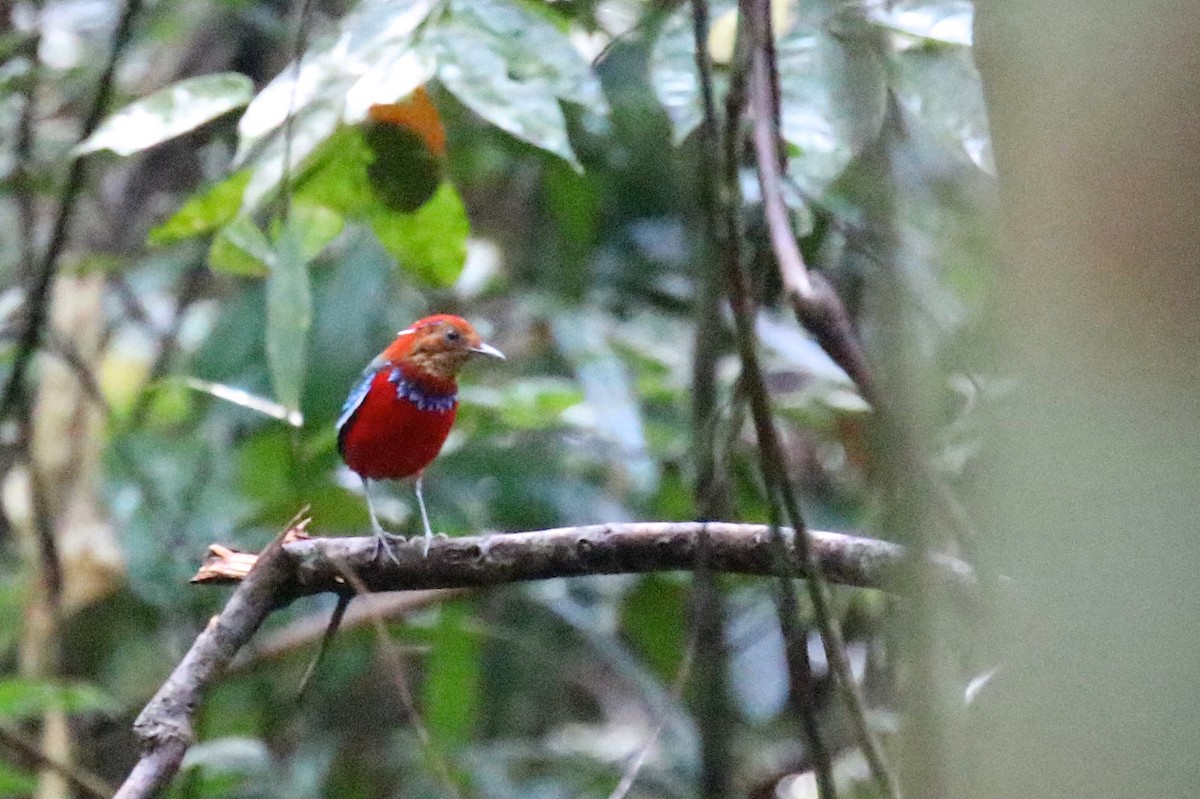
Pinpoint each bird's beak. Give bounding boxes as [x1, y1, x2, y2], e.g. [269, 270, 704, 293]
[470, 341, 506, 360]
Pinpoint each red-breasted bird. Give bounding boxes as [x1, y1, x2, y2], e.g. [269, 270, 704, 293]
[336, 314, 504, 558]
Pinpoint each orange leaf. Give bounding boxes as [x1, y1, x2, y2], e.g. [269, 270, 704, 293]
[368, 87, 447, 157]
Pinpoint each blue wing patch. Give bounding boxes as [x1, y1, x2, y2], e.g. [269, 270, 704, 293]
[336, 357, 386, 445]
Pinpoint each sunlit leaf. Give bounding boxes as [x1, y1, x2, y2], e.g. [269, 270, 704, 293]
[265, 221, 312, 420]
[148, 170, 250, 246]
[294, 127, 375, 216]
[369, 181, 469, 286]
[235, 0, 437, 211]
[867, 0, 973, 45]
[74, 73, 252, 156]
[290, 203, 345, 260]
[428, 0, 607, 168]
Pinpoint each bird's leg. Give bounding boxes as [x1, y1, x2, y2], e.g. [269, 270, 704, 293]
[414, 473, 434, 556]
[362, 476, 401, 564]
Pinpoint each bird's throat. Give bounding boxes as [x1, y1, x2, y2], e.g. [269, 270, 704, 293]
[388, 366, 457, 413]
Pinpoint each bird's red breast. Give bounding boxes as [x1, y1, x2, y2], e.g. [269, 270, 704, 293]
[336, 315, 503, 481]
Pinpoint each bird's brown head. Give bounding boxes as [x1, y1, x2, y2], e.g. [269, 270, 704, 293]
[384, 314, 505, 382]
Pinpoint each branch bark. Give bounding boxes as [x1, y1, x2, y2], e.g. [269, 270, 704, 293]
[116, 519, 973, 799]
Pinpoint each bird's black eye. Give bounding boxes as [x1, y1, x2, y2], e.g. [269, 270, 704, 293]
[444, 329, 462, 343]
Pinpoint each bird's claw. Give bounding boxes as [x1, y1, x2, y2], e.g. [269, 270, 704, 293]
[373, 531, 406, 565]
[421, 531, 451, 557]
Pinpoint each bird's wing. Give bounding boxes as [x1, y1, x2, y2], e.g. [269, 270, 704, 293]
[336, 355, 387, 449]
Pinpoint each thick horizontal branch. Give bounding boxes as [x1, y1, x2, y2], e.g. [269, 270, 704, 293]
[207, 522, 974, 597]
[119, 520, 975, 799]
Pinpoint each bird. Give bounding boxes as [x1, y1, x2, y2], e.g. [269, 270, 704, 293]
[336, 314, 504, 559]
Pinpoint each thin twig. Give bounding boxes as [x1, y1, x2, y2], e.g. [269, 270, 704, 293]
[729, 4, 901, 795]
[0, 0, 144, 420]
[689, 2, 736, 796]
[327, 559, 464, 799]
[606, 635, 697, 799]
[711, 9, 841, 797]
[741, 0, 878, 406]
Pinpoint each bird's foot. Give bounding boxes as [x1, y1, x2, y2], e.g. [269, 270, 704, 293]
[421, 531, 452, 557]
[373, 530, 406, 564]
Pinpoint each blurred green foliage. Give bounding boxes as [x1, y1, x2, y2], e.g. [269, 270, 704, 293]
[0, 0, 993, 796]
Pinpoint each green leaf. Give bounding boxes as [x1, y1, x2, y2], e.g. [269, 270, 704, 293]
[423, 600, 481, 750]
[364, 121, 443, 211]
[428, 0, 607, 168]
[208, 216, 273, 277]
[621, 576, 688, 681]
[889, 44, 994, 172]
[651, 5, 885, 196]
[148, 170, 251, 246]
[369, 181, 469, 286]
[0, 678, 118, 719]
[0, 761, 36, 797]
[75, 73, 253, 156]
[265, 221, 313, 420]
[294, 127, 375, 216]
[776, 24, 887, 197]
[649, 0, 716, 144]
[290, 203, 345, 260]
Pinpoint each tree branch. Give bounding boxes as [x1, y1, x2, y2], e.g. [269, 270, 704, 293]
[116, 519, 973, 799]
[215, 524, 973, 597]
[115, 521, 304, 799]
[742, 0, 878, 406]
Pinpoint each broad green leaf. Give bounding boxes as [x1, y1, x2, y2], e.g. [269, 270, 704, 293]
[290, 203, 345, 260]
[890, 44, 995, 173]
[208, 216, 273, 277]
[265, 221, 312, 420]
[776, 24, 887, 197]
[0, 761, 36, 796]
[235, 0, 437, 211]
[148, 170, 250, 246]
[363, 121, 443, 211]
[428, 0, 607, 168]
[369, 181, 469, 286]
[649, 1, 712, 144]
[651, 3, 885, 196]
[75, 73, 253, 156]
[424, 600, 481, 750]
[294, 127, 375, 216]
[621, 576, 687, 681]
[0, 678, 118, 719]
